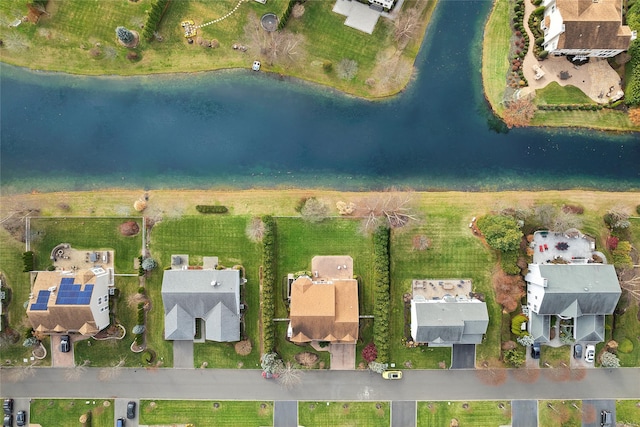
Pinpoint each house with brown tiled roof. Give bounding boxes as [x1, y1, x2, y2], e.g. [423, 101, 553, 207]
[287, 256, 359, 344]
[26, 268, 111, 337]
[541, 0, 635, 58]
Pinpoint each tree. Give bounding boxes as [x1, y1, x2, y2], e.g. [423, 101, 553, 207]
[244, 12, 306, 66]
[260, 352, 283, 375]
[246, 217, 266, 242]
[337, 59, 358, 81]
[604, 207, 631, 229]
[276, 361, 303, 389]
[495, 270, 525, 312]
[357, 192, 418, 233]
[502, 97, 536, 128]
[394, 7, 420, 49]
[476, 214, 522, 252]
[300, 197, 329, 223]
[141, 257, 157, 271]
[292, 3, 305, 18]
[116, 27, 134, 45]
[600, 351, 620, 368]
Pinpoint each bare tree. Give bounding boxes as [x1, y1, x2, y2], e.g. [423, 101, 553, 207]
[357, 192, 418, 233]
[98, 357, 126, 382]
[292, 3, 305, 18]
[552, 210, 582, 233]
[246, 217, 266, 242]
[276, 361, 303, 389]
[394, 7, 420, 49]
[502, 98, 536, 128]
[300, 197, 329, 223]
[619, 269, 640, 303]
[337, 59, 358, 81]
[65, 360, 91, 381]
[4, 361, 39, 383]
[244, 12, 305, 66]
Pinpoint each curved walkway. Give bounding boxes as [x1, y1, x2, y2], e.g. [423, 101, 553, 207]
[520, 0, 622, 103]
[197, 0, 245, 28]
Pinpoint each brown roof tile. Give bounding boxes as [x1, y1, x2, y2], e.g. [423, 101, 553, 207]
[556, 0, 631, 50]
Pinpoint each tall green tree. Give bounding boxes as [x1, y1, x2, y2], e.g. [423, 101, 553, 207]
[476, 214, 522, 252]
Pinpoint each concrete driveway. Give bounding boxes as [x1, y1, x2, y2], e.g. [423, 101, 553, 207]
[451, 344, 475, 369]
[173, 340, 194, 368]
[51, 335, 74, 367]
[329, 343, 355, 370]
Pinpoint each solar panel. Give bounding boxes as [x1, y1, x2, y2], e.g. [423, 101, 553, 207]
[61, 277, 74, 285]
[30, 303, 48, 311]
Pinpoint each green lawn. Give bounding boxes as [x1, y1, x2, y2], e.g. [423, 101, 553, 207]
[28, 217, 142, 273]
[417, 401, 511, 427]
[538, 400, 582, 427]
[298, 401, 390, 427]
[616, 400, 640, 424]
[150, 215, 262, 367]
[535, 82, 595, 105]
[139, 400, 273, 427]
[540, 345, 570, 368]
[613, 303, 640, 367]
[30, 399, 114, 427]
[389, 204, 498, 368]
[482, 0, 511, 114]
[531, 109, 640, 131]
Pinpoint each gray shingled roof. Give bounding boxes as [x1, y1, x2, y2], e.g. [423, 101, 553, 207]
[528, 264, 620, 315]
[575, 314, 605, 342]
[529, 313, 551, 343]
[161, 269, 240, 342]
[412, 300, 488, 345]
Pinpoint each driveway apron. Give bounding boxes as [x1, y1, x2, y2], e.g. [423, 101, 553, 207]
[172, 340, 194, 368]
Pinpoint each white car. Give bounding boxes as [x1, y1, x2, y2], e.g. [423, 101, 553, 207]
[584, 344, 595, 363]
[252, 61, 261, 71]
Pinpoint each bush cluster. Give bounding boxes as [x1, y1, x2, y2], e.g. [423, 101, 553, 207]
[142, 0, 170, 41]
[141, 349, 156, 364]
[624, 0, 640, 106]
[137, 302, 145, 325]
[500, 250, 520, 275]
[511, 313, 528, 336]
[22, 251, 34, 272]
[537, 104, 605, 111]
[261, 215, 277, 353]
[373, 227, 391, 363]
[137, 255, 145, 276]
[510, 0, 530, 85]
[195, 205, 228, 214]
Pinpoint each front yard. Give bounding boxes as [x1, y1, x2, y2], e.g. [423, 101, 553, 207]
[30, 399, 114, 427]
[298, 401, 390, 427]
[139, 400, 273, 427]
[417, 401, 511, 426]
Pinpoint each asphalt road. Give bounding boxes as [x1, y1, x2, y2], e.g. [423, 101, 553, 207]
[2, 367, 639, 401]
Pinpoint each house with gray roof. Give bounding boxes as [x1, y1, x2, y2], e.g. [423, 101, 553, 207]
[525, 263, 621, 343]
[161, 268, 241, 342]
[410, 296, 489, 347]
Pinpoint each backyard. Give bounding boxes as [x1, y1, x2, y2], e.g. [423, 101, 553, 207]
[139, 400, 273, 427]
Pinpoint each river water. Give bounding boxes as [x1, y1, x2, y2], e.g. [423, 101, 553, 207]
[1, 0, 638, 192]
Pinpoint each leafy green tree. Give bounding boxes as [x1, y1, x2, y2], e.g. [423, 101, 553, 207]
[477, 214, 523, 252]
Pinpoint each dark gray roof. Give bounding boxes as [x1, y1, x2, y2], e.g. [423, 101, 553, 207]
[529, 313, 551, 343]
[575, 314, 605, 342]
[526, 264, 620, 315]
[161, 269, 240, 342]
[412, 300, 488, 345]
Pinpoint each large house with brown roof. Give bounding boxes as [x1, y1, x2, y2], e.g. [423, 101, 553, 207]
[287, 256, 359, 344]
[26, 268, 111, 337]
[541, 0, 634, 58]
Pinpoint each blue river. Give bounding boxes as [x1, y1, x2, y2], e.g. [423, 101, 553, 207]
[1, 0, 638, 192]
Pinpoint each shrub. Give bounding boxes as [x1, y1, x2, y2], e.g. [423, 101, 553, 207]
[500, 250, 520, 275]
[322, 60, 333, 72]
[195, 205, 228, 214]
[533, 6, 545, 16]
[538, 50, 549, 59]
[362, 342, 378, 363]
[600, 351, 620, 368]
[132, 324, 145, 335]
[141, 258, 157, 271]
[22, 251, 34, 272]
[606, 236, 619, 250]
[126, 51, 140, 62]
[141, 349, 156, 364]
[511, 314, 528, 336]
[504, 349, 525, 367]
[119, 221, 140, 236]
[517, 334, 534, 347]
[300, 197, 329, 223]
[135, 333, 143, 346]
[137, 286, 146, 294]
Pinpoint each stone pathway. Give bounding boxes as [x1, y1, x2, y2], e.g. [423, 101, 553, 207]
[197, 0, 245, 28]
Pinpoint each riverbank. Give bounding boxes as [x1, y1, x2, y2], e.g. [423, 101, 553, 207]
[0, 0, 437, 99]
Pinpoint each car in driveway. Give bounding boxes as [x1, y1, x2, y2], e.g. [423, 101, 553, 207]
[3, 414, 12, 427]
[531, 342, 541, 359]
[117, 418, 125, 427]
[600, 410, 612, 426]
[126, 401, 136, 419]
[585, 344, 595, 363]
[382, 370, 403, 380]
[60, 335, 70, 353]
[16, 410, 25, 427]
[573, 343, 583, 359]
[3, 399, 12, 415]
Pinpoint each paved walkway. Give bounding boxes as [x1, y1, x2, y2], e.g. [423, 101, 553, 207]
[520, 0, 622, 104]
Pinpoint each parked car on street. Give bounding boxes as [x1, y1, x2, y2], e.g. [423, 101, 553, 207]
[382, 370, 403, 380]
[585, 345, 595, 363]
[531, 342, 541, 359]
[573, 344, 583, 359]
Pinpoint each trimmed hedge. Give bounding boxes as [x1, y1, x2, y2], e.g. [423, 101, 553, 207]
[195, 205, 228, 214]
[142, 0, 171, 41]
[22, 251, 34, 272]
[261, 215, 277, 353]
[372, 227, 391, 363]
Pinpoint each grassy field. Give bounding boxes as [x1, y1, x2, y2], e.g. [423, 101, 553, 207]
[150, 215, 262, 368]
[616, 399, 640, 424]
[389, 203, 499, 367]
[30, 399, 114, 427]
[0, 0, 432, 98]
[417, 400, 511, 426]
[538, 400, 582, 427]
[481, 0, 511, 115]
[298, 401, 390, 427]
[28, 217, 142, 273]
[535, 82, 595, 105]
[139, 400, 273, 427]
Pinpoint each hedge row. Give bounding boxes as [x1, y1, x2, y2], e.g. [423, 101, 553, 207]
[511, 0, 530, 85]
[537, 103, 617, 111]
[372, 227, 391, 364]
[195, 205, 228, 214]
[277, 0, 297, 30]
[22, 251, 34, 272]
[143, 0, 171, 41]
[261, 215, 277, 353]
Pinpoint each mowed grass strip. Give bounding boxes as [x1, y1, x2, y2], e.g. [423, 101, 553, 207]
[299, 401, 390, 427]
[418, 401, 511, 427]
[29, 217, 142, 273]
[535, 82, 595, 105]
[150, 215, 261, 367]
[389, 204, 498, 367]
[531, 108, 640, 131]
[616, 400, 640, 424]
[538, 400, 582, 427]
[481, 0, 511, 114]
[30, 399, 114, 427]
[139, 400, 273, 427]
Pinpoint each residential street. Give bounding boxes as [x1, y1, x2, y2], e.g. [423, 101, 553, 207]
[2, 367, 638, 401]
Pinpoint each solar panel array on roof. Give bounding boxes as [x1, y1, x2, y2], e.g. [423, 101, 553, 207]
[30, 290, 51, 311]
[61, 277, 75, 285]
[55, 282, 94, 305]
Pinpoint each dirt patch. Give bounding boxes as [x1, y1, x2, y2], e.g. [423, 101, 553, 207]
[295, 352, 319, 367]
[235, 340, 252, 356]
[119, 221, 140, 236]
